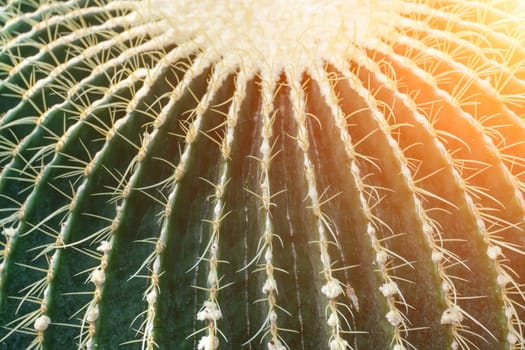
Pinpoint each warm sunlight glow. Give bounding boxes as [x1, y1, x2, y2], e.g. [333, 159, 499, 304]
[1, 1, 525, 349]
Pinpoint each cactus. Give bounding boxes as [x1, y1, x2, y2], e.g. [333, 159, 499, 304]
[1, 0, 525, 349]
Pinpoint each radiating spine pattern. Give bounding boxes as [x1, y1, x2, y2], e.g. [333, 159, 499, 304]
[1, 0, 525, 349]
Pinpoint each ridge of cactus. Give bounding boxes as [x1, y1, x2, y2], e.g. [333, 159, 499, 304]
[1, 1, 525, 349]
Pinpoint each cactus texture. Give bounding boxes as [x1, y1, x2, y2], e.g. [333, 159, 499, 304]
[1, 0, 525, 349]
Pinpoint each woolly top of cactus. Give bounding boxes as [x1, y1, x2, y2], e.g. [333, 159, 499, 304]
[140, 0, 401, 75]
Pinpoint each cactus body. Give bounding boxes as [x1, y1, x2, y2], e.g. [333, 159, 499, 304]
[1, 1, 525, 349]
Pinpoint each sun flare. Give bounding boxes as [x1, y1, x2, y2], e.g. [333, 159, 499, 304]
[1, 1, 525, 350]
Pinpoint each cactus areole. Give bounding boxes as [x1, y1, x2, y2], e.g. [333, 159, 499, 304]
[1, 0, 525, 349]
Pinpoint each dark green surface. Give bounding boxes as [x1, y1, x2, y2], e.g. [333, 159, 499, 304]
[0, 1, 523, 349]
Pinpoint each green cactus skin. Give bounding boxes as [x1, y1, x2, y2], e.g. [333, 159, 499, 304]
[1, 0, 525, 349]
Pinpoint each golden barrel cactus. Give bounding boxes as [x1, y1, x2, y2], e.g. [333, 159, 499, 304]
[1, 1, 525, 349]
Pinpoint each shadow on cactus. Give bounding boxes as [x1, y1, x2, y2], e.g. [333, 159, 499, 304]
[1, 0, 525, 349]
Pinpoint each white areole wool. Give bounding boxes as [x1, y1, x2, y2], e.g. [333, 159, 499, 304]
[139, 0, 402, 75]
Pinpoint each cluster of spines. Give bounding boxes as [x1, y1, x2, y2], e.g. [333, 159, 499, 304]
[240, 66, 290, 350]
[0, 55, 151, 350]
[190, 62, 252, 350]
[177, 55, 238, 350]
[340, 45, 492, 349]
[372, 5, 525, 344]
[110, 42, 219, 350]
[308, 61, 395, 348]
[0, 1, 163, 348]
[285, 65, 356, 350]
[0, 2, 177, 345]
[380, 4, 523, 347]
[1, 0, 525, 350]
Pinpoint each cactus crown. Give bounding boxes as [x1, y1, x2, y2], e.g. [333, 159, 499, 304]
[1, 1, 525, 350]
[139, 0, 401, 74]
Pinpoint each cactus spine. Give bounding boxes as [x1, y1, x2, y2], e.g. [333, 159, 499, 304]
[1, 0, 525, 349]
